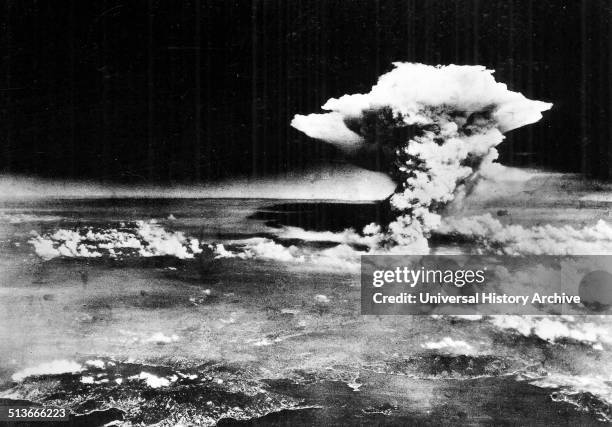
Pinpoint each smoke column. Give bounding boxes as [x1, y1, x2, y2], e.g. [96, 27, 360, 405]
[291, 63, 552, 251]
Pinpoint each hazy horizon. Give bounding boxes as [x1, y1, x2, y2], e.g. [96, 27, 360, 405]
[0, 165, 396, 201]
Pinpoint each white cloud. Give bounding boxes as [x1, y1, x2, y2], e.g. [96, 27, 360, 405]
[438, 214, 612, 255]
[29, 220, 202, 260]
[291, 63, 552, 252]
[12, 360, 83, 382]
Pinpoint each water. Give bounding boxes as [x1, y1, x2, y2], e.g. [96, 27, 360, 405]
[0, 198, 610, 425]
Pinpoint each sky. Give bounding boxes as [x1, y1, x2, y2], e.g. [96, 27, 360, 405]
[1, 0, 612, 184]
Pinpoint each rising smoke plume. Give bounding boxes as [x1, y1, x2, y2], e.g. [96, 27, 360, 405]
[291, 63, 552, 250]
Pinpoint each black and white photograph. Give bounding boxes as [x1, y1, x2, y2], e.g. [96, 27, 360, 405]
[2, 1, 612, 425]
